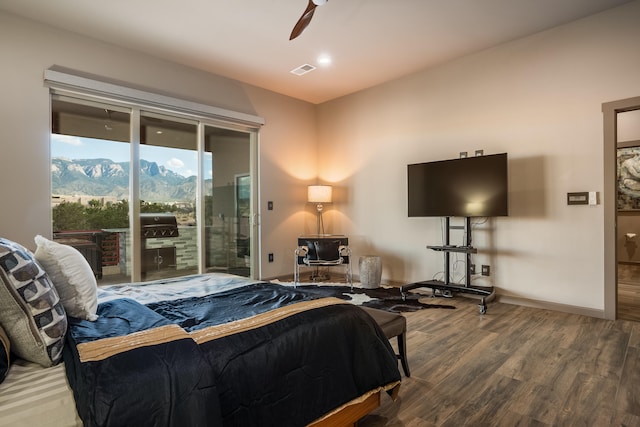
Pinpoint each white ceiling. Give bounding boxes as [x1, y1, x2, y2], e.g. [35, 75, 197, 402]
[1, 0, 633, 104]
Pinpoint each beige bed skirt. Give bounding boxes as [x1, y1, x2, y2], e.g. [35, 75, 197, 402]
[0, 359, 81, 427]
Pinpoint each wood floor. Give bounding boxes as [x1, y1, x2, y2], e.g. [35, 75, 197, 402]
[619, 281, 640, 322]
[360, 293, 640, 427]
[619, 263, 640, 322]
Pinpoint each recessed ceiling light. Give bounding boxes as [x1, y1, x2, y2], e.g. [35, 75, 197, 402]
[317, 55, 332, 66]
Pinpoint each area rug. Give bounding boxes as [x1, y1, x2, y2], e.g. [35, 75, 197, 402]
[272, 281, 455, 313]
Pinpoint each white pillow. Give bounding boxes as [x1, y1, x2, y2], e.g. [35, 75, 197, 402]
[34, 235, 99, 321]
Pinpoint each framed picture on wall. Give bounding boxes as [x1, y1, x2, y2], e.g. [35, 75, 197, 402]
[618, 146, 640, 210]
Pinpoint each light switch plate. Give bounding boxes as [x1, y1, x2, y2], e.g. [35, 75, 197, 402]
[588, 191, 598, 206]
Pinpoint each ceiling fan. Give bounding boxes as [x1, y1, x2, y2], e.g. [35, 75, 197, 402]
[289, 0, 328, 40]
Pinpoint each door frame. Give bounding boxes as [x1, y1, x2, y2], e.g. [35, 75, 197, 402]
[603, 95, 640, 319]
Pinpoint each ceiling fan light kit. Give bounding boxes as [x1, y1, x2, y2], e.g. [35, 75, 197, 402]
[290, 0, 328, 40]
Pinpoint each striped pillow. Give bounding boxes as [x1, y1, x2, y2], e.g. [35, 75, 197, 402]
[0, 238, 67, 367]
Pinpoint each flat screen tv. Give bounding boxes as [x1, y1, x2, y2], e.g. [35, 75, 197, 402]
[407, 153, 509, 217]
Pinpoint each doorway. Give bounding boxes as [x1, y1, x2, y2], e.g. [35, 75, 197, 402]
[603, 97, 640, 320]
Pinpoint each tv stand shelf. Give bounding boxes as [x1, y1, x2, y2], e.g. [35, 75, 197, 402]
[401, 217, 494, 314]
[426, 245, 477, 254]
[401, 280, 495, 311]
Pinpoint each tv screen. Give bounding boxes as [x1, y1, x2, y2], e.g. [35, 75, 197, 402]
[407, 153, 509, 217]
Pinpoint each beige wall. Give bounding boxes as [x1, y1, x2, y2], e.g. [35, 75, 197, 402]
[316, 1, 640, 312]
[3, 2, 640, 313]
[0, 11, 317, 279]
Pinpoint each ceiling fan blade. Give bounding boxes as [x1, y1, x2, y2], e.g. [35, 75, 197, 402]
[289, 0, 318, 40]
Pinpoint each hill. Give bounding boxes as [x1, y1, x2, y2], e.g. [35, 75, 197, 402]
[51, 158, 206, 202]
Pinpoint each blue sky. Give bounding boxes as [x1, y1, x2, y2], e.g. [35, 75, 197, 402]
[51, 134, 211, 178]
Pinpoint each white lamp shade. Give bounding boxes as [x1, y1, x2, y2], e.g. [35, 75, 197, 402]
[308, 185, 332, 203]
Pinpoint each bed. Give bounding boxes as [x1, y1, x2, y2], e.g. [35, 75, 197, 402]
[0, 237, 401, 427]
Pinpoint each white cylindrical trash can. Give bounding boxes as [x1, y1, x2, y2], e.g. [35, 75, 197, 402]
[359, 255, 382, 289]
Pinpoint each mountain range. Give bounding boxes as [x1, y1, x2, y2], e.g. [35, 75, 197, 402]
[51, 158, 209, 202]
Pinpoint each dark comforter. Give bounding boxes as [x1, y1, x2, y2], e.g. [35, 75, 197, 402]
[63, 282, 401, 427]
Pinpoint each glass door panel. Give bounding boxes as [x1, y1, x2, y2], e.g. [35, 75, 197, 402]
[51, 96, 132, 284]
[203, 125, 252, 277]
[139, 112, 198, 281]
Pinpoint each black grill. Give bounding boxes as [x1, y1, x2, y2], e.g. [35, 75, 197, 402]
[140, 213, 179, 276]
[140, 214, 179, 238]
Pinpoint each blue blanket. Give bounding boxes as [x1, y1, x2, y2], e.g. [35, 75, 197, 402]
[64, 282, 401, 426]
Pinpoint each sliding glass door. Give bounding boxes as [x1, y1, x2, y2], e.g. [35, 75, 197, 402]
[51, 96, 133, 283]
[136, 112, 198, 280]
[50, 95, 257, 284]
[203, 125, 253, 277]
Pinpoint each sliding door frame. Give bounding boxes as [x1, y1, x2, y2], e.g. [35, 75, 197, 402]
[46, 68, 264, 281]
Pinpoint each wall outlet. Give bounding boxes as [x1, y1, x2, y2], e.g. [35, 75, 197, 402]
[268, 253, 274, 262]
[470, 264, 476, 274]
[481, 265, 490, 276]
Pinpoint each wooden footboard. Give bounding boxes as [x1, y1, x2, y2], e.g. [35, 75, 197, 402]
[309, 391, 380, 427]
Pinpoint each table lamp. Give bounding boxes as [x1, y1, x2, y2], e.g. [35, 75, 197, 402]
[308, 185, 332, 236]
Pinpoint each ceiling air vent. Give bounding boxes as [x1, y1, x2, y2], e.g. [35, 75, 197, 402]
[290, 64, 316, 76]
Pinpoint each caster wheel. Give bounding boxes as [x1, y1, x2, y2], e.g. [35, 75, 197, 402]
[401, 293, 407, 301]
[479, 304, 487, 315]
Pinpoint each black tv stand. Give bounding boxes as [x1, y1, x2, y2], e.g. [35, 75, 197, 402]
[400, 217, 495, 314]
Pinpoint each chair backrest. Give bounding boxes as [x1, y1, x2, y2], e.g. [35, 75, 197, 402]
[297, 236, 349, 264]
